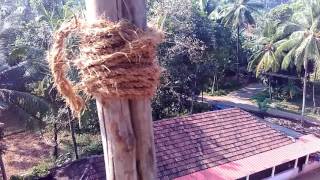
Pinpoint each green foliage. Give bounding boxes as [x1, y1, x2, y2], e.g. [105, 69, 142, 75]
[280, 80, 300, 100]
[10, 161, 53, 180]
[29, 162, 53, 177]
[221, 0, 263, 29]
[247, 0, 320, 85]
[76, 134, 103, 157]
[192, 101, 212, 113]
[268, 4, 293, 23]
[251, 91, 271, 112]
[257, 98, 271, 112]
[79, 140, 103, 157]
[208, 90, 228, 96]
[0, 0, 85, 130]
[149, 0, 239, 119]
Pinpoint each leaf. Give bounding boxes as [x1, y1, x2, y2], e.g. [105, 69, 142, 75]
[281, 48, 296, 70]
[294, 34, 312, 69]
[275, 36, 302, 59]
[199, 0, 208, 13]
[0, 89, 51, 117]
[273, 23, 302, 41]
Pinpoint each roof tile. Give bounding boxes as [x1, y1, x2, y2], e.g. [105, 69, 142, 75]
[154, 108, 293, 179]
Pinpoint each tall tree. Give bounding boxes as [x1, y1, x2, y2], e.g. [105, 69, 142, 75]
[221, 0, 263, 78]
[247, 18, 301, 76]
[275, 0, 320, 117]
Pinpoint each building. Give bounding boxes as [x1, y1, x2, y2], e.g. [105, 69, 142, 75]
[154, 108, 320, 180]
[44, 108, 320, 180]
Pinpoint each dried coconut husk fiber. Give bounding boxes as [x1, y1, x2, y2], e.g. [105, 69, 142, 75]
[48, 18, 164, 117]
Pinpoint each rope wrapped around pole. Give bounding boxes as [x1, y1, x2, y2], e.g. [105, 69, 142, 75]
[48, 19, 164, 117]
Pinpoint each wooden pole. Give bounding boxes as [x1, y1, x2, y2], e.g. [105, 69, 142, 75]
[85, 1, 156, 179]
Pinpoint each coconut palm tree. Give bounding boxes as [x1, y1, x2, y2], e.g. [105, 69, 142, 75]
[221, 0, 263, 78]
[247, 18, 300, 76]
[275, 0, 320, 117]
[248, 39, 283, 76]
[0, 1, 51, 125]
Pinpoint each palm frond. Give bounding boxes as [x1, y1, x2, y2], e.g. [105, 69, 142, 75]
[281, 47, 296, 70]
[248, 50, 264, 72]
[254, 50, 279, 76]
[262, 21, 277, 38]
[0, 89, 51, 117]
[311, 17, 320, 32]
[199, 0, 208, 13]
[291, 12, 311, 29]
[294, 35, 312, 71]
[275, 36, 303, 59]
[273, 23, 302, 41]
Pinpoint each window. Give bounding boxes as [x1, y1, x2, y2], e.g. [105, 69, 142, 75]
[275, 160, 295, 174]
[297, 156, 307, 171]
[309, 153, 320, 163]
[249, 168, 273, 180]
[236, 177, 246, 180]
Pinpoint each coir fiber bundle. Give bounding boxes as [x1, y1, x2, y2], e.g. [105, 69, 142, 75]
[48, 19, 164, 117]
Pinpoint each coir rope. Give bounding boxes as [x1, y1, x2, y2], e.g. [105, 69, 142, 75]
[48, 19, 163, 117]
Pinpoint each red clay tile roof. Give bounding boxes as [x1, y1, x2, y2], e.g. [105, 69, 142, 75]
[153, 108, 294, 180]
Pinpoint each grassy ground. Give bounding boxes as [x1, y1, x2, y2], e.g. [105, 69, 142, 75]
[252, 91, 320, 120]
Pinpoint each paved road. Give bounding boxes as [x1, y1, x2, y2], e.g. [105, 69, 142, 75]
[202, 83, 320, 125]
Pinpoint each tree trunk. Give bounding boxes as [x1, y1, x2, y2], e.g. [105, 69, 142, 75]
[68, 109, 79, 160]
[301, 60, 308, 121]
[85, 1, 156, 179]
[201, 90, 204, 102]
[313, 83, 316, 108]
[269, 78, 272, 100]
[0, 155, 6, 180]
[211, 74, 216, 94]
[190, 71, 198, 114]
[53, 123, 59, 160]
[0, 123, 6, 180]
[236, 25, 240, 80]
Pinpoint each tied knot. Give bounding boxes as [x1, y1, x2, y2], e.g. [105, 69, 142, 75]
[48, 19, 164, 117]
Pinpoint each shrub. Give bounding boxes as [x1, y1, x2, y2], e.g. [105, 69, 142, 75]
[192, 101, 212, 113]
[252, 91, 271, 112]
[10, 161, 53, 180]
[80, 140, 103, 157]
[208, 90, 228, 96]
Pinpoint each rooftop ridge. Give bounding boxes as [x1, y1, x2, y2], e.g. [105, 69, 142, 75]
[154, 107, 241, 125]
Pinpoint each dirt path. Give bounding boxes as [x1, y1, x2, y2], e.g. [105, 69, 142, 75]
[205, 83, 264, 106]
[3, 132, 52, 177]
[228, 83, 265, 100]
